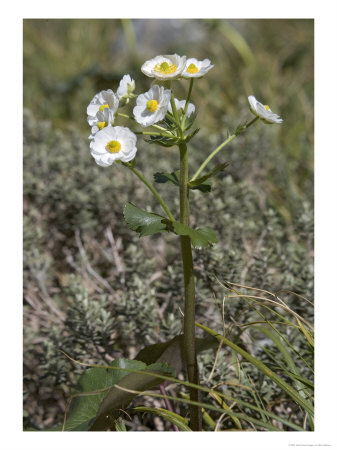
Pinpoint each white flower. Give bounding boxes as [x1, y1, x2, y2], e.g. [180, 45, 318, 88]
[87, 90, 119, 126]
[133, 85, 171, 127]
[90, 126, 137, 167]
[182, 58, 214, 78]
[248, 95, 283, 124]
[168, 98, 195, 117]
[117, 74, 136, 102]
[141, 54, 186, 80]
[89, 108, 115, 139]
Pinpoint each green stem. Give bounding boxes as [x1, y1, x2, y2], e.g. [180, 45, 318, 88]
[134, 131, 173, 138]
[190, 116, 259, 181]
[170, 92, 184, 139]
[179, 141, 202, 431]
[181, 78, 194, 130]
[123, 163, 175, 222]
[170, 94, 179, 123]
[116, 112, 134, 120]
[115, 112, 169, 132]
[150, 123, 170, 132]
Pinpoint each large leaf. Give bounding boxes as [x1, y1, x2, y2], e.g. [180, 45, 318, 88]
[173, 222, 218, 249]
[135, 334, 218, 375]
[124, 203, 217, 248]
[123, 202, 171, 237]
[63, 358, 145, 431]
[62, 359, 174, 431]
[91, 362, 175, 430]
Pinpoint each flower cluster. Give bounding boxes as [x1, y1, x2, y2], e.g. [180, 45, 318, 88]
[86, 54, 213, 167]
[86, 53, 283, 167]
[141, 54, 214, 80]
[86, 75, 137, 166]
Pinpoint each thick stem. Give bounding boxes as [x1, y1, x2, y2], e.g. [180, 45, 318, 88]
[179, 141, 202, 431]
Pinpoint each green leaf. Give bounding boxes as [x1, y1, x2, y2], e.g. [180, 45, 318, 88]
[143, 135, 179, 148]
[280, 370, 314, 390]
[185, 127, 200, 143]
[92, 362, 175, 430]
[134, 407, 192, 431]
[190, 180, 212, 193]
[154, 169, 211, 193]
[208, 391, 242, 429]
[252, 325, 313, 402]
[296, 317, 314, 348]
[64, 358, 145, 431]
[183, 111, 198, 131]
[123, 202, 171, 237]
[188, 162, 230, 188]
[196, 322, 314, 418]
[234, 121, 249, 135]
[173, 222, 218, 249]
[135, 334, 218, 374]
[114, 418, 127, 431]
[160, 114, 179, 130]
[63, 358, 175, 431]
[124, 203, 217, 248]
[153, 170, 180, 186]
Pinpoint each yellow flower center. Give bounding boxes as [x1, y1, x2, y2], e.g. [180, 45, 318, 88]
[187, 63, 199, 74]
[154, 61, 177, 74]
[97, 121, 107, 130]
[99, 104, 109, 111]
[264, 105, 270, 111]
[106, 140, 121, 153]
[146, 99, 158, 113]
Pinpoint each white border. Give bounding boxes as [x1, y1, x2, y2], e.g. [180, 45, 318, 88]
[1, 0, 337, 449]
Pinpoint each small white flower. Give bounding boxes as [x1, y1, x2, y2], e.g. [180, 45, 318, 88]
[117, 74, 136, 102]
[141, 54, 186, 80]
[248, 95, 283, 124]
[182, 58, 214, 78]
[133, 85, 171, 127]
[168, 98, 195, 117]
[87, 90, 119, 126]
[90, 126, 137, 167]
[89, 108, 115, 139]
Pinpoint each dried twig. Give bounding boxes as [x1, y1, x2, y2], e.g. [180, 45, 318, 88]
[75, 230, 114, 293]
[105, 226, 125, 284]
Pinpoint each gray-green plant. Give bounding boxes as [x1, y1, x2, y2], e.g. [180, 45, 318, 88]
[23, 22, 314, 430]
[26, 51, 312, 432]
[23, 102, 314, 431]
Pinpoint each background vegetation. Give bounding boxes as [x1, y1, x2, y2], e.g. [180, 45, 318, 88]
[23, 19, 314, 431]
